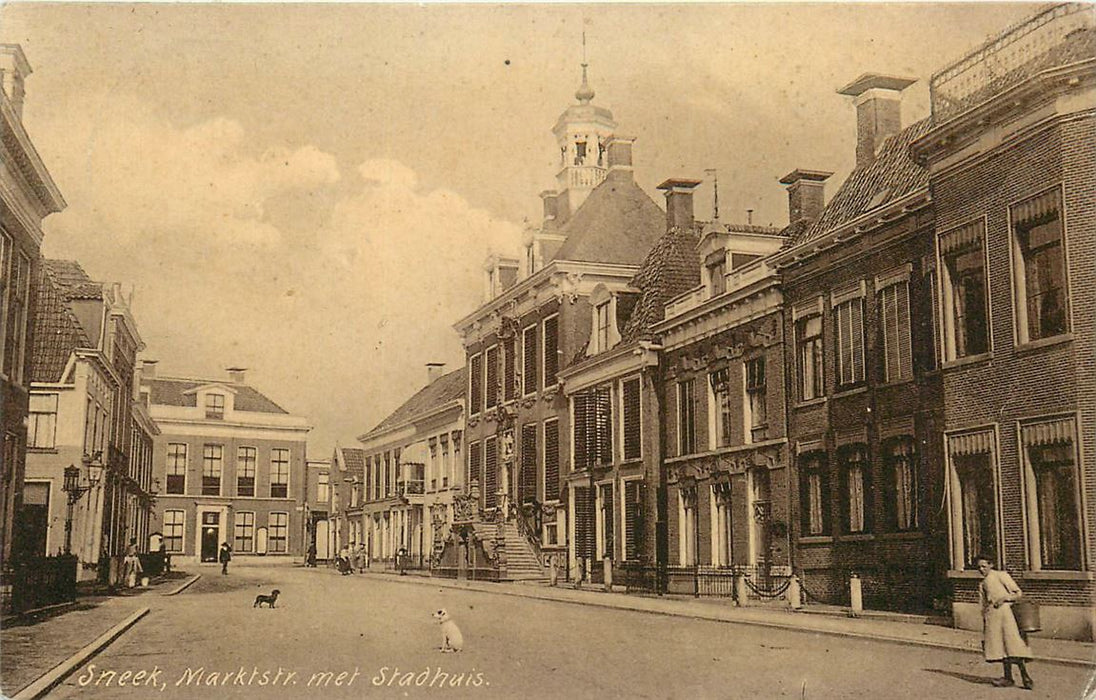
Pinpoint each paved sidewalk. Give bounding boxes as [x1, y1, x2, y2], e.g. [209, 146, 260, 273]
[349, 567, 1096, 667]
[0, 573, 188, 696]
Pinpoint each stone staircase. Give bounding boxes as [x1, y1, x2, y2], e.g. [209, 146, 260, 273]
[501, 522, 547, 582]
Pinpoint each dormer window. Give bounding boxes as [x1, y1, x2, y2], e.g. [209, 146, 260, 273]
[595, 301, 610, 353]
[707, 259, 726, 297]
[205, 393, 225, 420]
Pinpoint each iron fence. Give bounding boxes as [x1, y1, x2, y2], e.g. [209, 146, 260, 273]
[4, 555, 78, 615]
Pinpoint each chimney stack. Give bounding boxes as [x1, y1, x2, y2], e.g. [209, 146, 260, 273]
[657, 178, 703, 231]
[426, 363, 446, 385]
[837, 73, 917, 170]
[141, 359, 158, 380]
[0, 44, 31, 120]
[227, 367, 247, 384]
[779, 169, 834, 224]
[605, 136, 636, 182]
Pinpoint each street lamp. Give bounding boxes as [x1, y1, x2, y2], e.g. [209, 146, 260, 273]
[61, 463, 102, 555]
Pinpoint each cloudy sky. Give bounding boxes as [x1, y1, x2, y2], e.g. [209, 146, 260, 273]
[1, 2, 1035, 456]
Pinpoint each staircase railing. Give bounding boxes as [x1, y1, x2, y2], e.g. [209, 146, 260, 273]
[513, 500, 545, 569]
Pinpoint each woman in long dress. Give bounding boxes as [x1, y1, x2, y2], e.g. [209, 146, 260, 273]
[975, 554, 1034, 690]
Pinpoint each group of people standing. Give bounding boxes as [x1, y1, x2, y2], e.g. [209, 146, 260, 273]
[335, 543, 368, 575]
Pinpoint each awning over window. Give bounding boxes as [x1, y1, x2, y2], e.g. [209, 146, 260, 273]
[1012, 189, 1061, 230]
[939, 220, 984, 256]
[948, 430, 994, 456]
[1021, 417, 1075, 447]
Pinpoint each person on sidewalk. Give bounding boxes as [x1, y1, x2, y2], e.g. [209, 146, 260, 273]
[976, 554, 1034, 690]
[219, 542, 232, 576]
[357, 543, 367, 573]
[306, 542, 317, 568]
[123, 538, 143, 588]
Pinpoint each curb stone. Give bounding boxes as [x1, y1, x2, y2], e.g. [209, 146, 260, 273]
[10, 606, 149, 700]
[162, 574, 201, 596]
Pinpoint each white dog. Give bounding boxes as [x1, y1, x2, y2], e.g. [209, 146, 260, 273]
[432, 608, 463, 653]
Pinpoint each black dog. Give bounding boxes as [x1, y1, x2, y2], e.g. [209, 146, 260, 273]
[253, 589, 280, 608]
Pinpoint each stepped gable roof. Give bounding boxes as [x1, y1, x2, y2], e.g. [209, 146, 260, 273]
[621, 224, 702, 342]
[550, 177, 666, 265]
[359, 367, 466, 440]
[144, 376, 289, 414]
[30, 263, 95, 383]
[42, 259, 103, 300]
[790, 118, 931, 249]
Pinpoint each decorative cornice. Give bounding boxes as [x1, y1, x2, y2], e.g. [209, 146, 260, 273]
[0, 94, 65, 216]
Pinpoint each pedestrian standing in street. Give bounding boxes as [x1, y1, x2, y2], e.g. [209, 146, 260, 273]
[123, 538, 142, 588]
[219, 542, 232, 575]
[976, 554, 1034, 690]
[338, 544, 352, 575]
[306, 542, 317, 568]
[357, 543, 367, 573]
[350, 544, 361, 573]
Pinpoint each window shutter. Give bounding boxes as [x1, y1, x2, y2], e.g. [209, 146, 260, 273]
[573, 486, 593, 558]
[596, 386, 613, 465]
[624, 480, 644, 561]
[852, 300, 864, 382]
[521, 424, 537, 503]
[523, 326, 538, 394]
[895, 282, 912, 381]
[544, 420, 560, 501]
[573, 394, 589, 469]
[485, 346, 499, 409]
[543, 316, 559, 386]
[470, 355, 483, 415]
[484, 437, 498, 509]
[468, 441, 481, 499]
[622, 378, 641, 460]
[504, 338, 517, 401]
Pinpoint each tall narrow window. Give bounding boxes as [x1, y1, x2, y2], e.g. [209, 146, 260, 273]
[679, 487, 697, 565]
[947, 431, 998, 569]
[678, 379, 697, 455]
[544, 419, 560, 501]
[523, 324, 538, 395]
[838, 445, 870, 533]
[202, 444, 223, 496]
[543, 315, 559, 387]
[2, 251, 29, 382]
[835, 298, 865, 387]
[623, 480, 644, 561]
[797, 315, 824, 400]
[440, 435, 450, 489]
[1012, 189, 1068, 343]
[234, 511, 255, 552]
[621, 377, 642, 460]
[163, 510, 185, 553]
[485, 346, 499, 409]
[468, 440, 482, 496]
[1021, 418, 1082, 570]
[236, 446, 256, 497]
[317, 471, 330, 504]
[884, 438, 918, 531]
[469, 353, 483, 416]
[595, 301, 611, 353]
[504, 336, 517, 402]
[709, 368, 734, 448]
[520, 424, 537, 504]
[745, 357, 767, 437]
[166, 443, 187, 494]
[707, 257, 726, 297]
[799, 451, 829, 536]
[28, 394, 58, 449]
[573, 386, 613, 468]
[879, 281, 913, 383]
[940, 221, 989, 360]
[205, 393, 225, 420]
[484, 436, 498, 509]
[599, 483, 614, 559]
[268, 512, 288, 553]
[270, 448, 290, 498]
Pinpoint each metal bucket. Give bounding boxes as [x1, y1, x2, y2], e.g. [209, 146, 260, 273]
[1012, 600, 1041, 633]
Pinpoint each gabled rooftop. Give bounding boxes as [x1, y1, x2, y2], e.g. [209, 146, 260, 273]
[550, 177, 666, 266]
[143, 376, 289, 415]
[358, 367, 466, 442]
[30, 263, 95, 383]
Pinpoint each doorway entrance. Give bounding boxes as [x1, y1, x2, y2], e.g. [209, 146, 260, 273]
[200, 511, 220, 562]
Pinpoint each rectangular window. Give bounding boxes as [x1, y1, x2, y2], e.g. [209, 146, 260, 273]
[205, 393, 225, 420]
[236, 446, 256, 497]
[884, 438, 918, 531]
[797, 315, 824, 400]
[469, 353, 483, 416]
[709, 368, 734, 448]
[678, 487, 697, 565]
[268, 512, 288, 553]
[623, 480, 644, 561]
[522, 324, 538, 395]
[745, 357, 767, 435]
[520, 424, 537, 504]
[543, 314, 559, 387]
[573, 386, 613, 469]
[947, 431, 998, 569]
[317, 471, 329, 503]
[595, 301, 610, 353]
[543, 419, 560, 501]
[234, 511, 255, 552]
[799, 452, 829, 536]
[202, 444, 222, 496]
[879, 282, 913, 383]
[598, 483, 614, 559]
[707, 258, 726, 297]
[940, 221, 990, 360]
[468, 440, 482, 498]
[485, 346, 499, 409]
[270, 448, 290, 498]
[1012, 189, 1068, 343]
[2, 250, 29, 382]
[621, 377, 641, 461]
[1021, 418, 1082, 570]
[838, 445, 870, 533]
[484, 436, 498, 509]
[677, 379, 697, 455]
[163, 510, 185, 553]
[166, 443, 187, 494]
[28, 394, 58, 449]
[835, 298, 865, 387]
[504, 337, 518, 402]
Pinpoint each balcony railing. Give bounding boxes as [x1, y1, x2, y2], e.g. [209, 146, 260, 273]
[930, 3, 1095, 123]
[398, 480, 424, 496]
[664, 260, 777, 320]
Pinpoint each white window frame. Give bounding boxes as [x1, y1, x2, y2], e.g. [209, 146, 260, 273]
[944, 426, 1003, 571]
[937, 217, 993, 363]
[270, 447, 291, 498]
[831, 281, 867, 388]
[876, 265, 914, 384]
[236, 446, 257, 497]
[1008, 185, 1071, 347]
[793, 297, 825, 402]
[234, 510, 256, 553]
[28, 393, 59, 449]
[1018, 415, 1085, 572]
[595, 478, 613, 560]
[202, 444, 223, 496]
[268, 511, 289, 553]
[163, 509, 186, 553]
